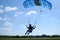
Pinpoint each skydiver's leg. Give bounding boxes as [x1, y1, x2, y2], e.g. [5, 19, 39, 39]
[25, 31, 28, 35]
[25, 31, 27, 34]
[27, 32, 30, 34]
[25, 30, 29, 35]
[25, 30, 33, 35]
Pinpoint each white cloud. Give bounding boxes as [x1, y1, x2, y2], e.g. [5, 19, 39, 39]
[0, 17, 9, 21]
[14, 14, 18, 17]
[0, 17, 2, 20]
[26, 10, 37, 16]
[0, 9, 4, 13]
[4, 21, 13, 27]
[16, 12, 24, 15]
[5, 7, 18, 11]
[0, 6, 18, 13]
[14, 11, 24, 18]
[3, 18, 7, 20]
[0, 5, 4, 8]
[0, 21, 13, 31]
[0, 28, 11, 31]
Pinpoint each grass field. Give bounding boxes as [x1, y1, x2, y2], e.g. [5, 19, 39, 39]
[0, 38, 60, 40]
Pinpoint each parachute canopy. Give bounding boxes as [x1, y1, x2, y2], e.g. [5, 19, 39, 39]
[23, 0, 52, 9]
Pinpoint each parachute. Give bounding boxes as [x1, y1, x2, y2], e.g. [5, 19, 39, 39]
[23, 0, 52, 9]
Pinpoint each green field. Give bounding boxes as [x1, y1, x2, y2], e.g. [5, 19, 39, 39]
[0, 38, 60, 40]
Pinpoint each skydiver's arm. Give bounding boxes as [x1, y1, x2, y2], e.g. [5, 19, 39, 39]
[34, 26, 36, 28]
[26, 25, 29, 28]
[33, 25, 36, 29]
[26, 25, 27, 27]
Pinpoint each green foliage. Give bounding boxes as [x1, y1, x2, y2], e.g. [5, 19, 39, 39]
[0, 38, 60, 40]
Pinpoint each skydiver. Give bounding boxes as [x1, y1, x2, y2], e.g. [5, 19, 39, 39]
[25, 24, 36, 35]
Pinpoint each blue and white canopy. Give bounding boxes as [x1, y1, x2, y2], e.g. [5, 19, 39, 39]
[23, 0, 52, 9]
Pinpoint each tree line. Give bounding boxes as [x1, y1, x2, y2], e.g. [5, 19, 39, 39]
[0, 34, 60, 38]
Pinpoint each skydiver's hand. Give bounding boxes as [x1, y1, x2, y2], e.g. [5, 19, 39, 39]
[35, 26, 36, 27]
[26, 25, 27, 27]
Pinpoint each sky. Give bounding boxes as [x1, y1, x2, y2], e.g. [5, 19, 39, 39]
[0, 0, 60, 36]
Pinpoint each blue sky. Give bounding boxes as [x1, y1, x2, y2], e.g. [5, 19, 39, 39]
[0, 0, 60, 35]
